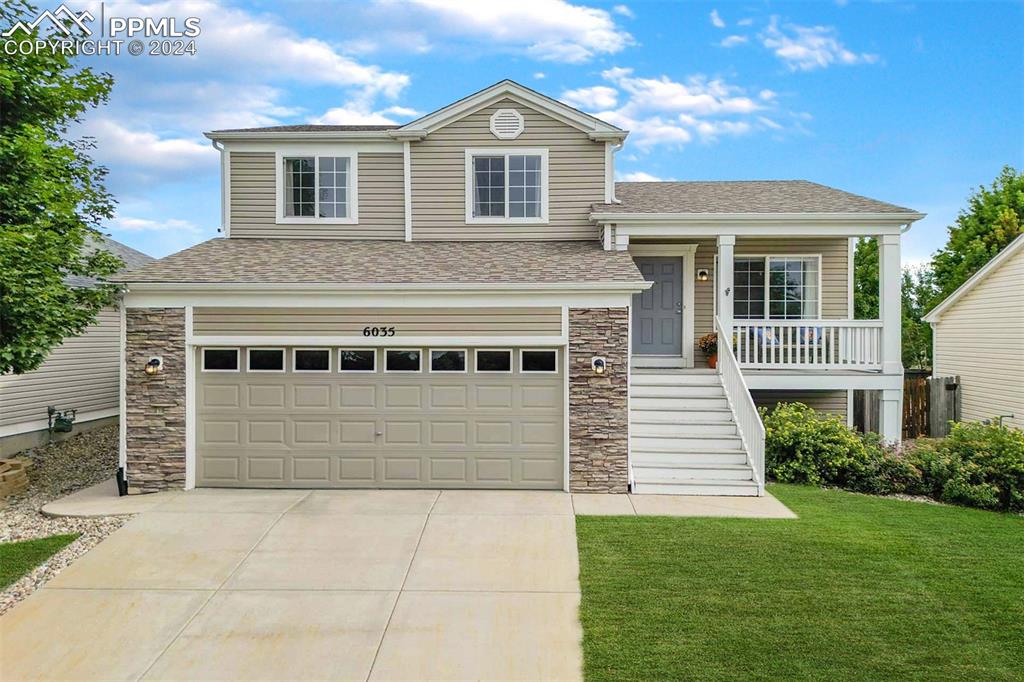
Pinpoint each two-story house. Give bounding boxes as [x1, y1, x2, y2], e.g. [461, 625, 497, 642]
[115, 80, 922, 496]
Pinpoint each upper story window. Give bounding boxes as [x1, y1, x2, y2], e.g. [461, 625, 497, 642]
[464, 148, 548, 224]
[734, 256, 820, 320]
[276, 152, 357, 224]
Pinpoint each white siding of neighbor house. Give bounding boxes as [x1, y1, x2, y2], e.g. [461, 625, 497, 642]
[932, 245, 1024, 430]
[410, 98, 605, 240]
[0, 307, 120, 433]
[229, 151, 406, 239]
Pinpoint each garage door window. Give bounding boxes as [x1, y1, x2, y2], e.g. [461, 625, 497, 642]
[476, 349, 512, 373]
[430, 349, 466, 372]
[248, 348, 285, 372]
[339, 349, 375, 372]
[294, 349, 330, 372]
[202, 348, 239, 372]
[521, 349, 558, 373]
[385, 349, 421, 373]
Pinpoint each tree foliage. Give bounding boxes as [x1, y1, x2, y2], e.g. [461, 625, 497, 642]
[853, 166, 1022, 370]
[0, 1, 121, 375]
[928, 166, 1023, 306]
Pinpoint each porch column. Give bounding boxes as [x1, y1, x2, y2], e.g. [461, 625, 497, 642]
[878, 234, 903, 375]
[879, 388, 903, 443]
[717, 235, 735, 349]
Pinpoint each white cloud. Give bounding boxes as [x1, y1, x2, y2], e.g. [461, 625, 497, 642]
[738, 17, 754, 27]
[110, 216, 202, 233]
[380, 105, 421, 118]
[613, 4, 634, 18]
[759, 89, 777, 101]
[561, 85, 619, 110]
[760, 17, 879, 71]
[398, 0, 633, 63]
[534, 72, 546, 79]
[619, 171, 663, 181]
[720, 35, 748, 48]
[85, 119, 216, 175]
[603, 68, 761, 117]
[562, 68, 783, 149]
[710, 9, 725, 28]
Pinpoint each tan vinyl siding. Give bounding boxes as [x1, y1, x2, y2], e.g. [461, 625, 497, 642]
[411, 98, 604, 240]
[228, 151, 405, 239]
[752, 390, 849, 417]
[932, 246, 1024, 430]
[193, 307, 563, 337]
[0, 307, 120, 431]
[685, 237, 850, 363]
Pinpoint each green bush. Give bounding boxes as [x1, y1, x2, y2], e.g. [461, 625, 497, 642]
[762, 403, 1024, 513]
[905, 423, 1024, 512]
[761, 403, 873, 487]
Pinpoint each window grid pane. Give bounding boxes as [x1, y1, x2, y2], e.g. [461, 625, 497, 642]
[767, 257, 819, 320]
[318, 157, 348, 218]
[284, 158, 315, 217]
[733, 258, 766, 320]
[473, 156, 505, 217]
[508, 154, 541, 218]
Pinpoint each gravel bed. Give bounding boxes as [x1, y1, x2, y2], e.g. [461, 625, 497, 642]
[1, 425, 130, 616]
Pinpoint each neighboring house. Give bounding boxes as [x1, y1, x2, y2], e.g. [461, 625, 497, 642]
[0, 237, 153, 456]
[924, 234, 1024, 430]
[114, 80, 922, 496]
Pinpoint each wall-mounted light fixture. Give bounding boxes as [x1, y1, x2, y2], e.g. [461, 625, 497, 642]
[697, 269, 710, 282]
[144, 356, 163, 376]
[591, 357, 606, 374]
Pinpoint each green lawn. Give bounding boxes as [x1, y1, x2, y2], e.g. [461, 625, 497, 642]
[0, 534, 79, 589]
[576, 485, 1024, 681]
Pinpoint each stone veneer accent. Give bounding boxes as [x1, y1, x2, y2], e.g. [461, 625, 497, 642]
[125, 308, 186, 493]
[568, 307, 629, 493]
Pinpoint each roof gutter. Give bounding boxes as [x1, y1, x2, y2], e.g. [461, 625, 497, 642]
[117, 281, 653, 294]
[589, 211, 928, 224]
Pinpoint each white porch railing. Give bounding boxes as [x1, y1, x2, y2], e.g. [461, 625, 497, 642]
[732, 319, 883, 370]
[715, 316, 765, 495]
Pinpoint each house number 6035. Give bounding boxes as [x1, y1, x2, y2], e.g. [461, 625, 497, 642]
[362, 326, 396, 337]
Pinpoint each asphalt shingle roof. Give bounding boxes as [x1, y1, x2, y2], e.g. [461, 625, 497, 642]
[67, 236, 154, 288]
[208, 124, 399, 133]
[113, 239, 645, 285]
[594, 181, 918, 214]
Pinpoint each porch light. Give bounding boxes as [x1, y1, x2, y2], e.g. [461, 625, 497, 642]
[697, 269, 710, 282]
[592, 357, 606, 374]
[144, 357, 163, 376]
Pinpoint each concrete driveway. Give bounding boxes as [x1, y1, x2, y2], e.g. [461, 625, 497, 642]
[1, 489, 582, 681]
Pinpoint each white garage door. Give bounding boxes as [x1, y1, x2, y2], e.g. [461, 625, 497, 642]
[195, 346, 564, 489]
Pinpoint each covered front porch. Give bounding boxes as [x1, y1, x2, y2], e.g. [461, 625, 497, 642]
[617, 227, 907, 442]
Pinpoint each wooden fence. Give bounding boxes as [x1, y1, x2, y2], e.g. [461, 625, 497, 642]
[853, 374, 960, 439]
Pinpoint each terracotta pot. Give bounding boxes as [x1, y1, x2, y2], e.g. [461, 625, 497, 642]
[707, 353, 718, 369]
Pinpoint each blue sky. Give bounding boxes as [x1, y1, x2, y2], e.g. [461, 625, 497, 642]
[67, 0, 1023, 264]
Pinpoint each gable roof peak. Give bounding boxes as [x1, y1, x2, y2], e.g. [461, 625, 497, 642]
[395, 79, 627, 142]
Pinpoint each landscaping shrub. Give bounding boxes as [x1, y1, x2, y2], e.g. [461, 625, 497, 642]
[761, 403, 1024, 512]
[761, 403, 873, 487]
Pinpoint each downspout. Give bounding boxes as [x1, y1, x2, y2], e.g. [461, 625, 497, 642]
[608, 141, 624, 204]
[211, 139, 227, 236]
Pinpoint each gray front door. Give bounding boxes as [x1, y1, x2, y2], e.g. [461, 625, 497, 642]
[633, 257, 683, 355]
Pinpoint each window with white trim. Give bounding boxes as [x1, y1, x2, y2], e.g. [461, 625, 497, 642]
[466, 149, 547, 222]
[733, 256, 820, 320]
[202, 348, 239, 372]
[281, 155, 352, 220]
[521, 349, 558, 373]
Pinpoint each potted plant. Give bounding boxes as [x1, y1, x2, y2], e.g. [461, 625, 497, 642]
[697, 332, 718, 369]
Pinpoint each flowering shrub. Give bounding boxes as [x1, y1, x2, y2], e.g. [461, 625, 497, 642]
[761, 403, 1024, 512]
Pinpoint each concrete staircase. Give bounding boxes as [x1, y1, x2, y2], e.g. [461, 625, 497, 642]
[629, 368, 758, 495]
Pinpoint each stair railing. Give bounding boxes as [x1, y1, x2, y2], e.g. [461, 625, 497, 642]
[715, 316, 765, 495]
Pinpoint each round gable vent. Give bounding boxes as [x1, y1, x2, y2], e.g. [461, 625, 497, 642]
[490, 108, 525, 140]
